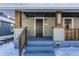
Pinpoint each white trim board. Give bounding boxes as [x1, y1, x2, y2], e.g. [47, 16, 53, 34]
[63, 17, 74, 28]
[34, 17, 45, 37]
[1, 3, 79, 10]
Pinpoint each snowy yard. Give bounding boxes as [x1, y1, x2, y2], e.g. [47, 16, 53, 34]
[0, 42, 19, 56]
[55, 47, 79, 56]
[55, 41, 79, 56]
[0, 40, 79, 56]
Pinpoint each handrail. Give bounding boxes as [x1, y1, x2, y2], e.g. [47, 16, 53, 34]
[14, 27, 27, 56]
[65, 28, 79, 40]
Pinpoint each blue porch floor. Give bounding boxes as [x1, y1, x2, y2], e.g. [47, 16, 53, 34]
[24, 37, 56, 56]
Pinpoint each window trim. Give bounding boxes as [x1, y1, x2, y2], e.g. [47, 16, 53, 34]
[63, 17, 74, 28]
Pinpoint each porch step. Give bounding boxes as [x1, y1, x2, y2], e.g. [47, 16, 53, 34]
[27, 40, 55, 46]
[24, 46, 55, 56]
[24, 52, 55, 56]
[24, 37, 55, 56]
[25, 46, 54, 51]
[27, 37, 52, 40]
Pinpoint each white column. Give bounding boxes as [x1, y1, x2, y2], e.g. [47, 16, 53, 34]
[57, 12, 62, 24]
[53, 28, 64, 44]
[56, 11, 62, 26]
[53, 11, 64, 44]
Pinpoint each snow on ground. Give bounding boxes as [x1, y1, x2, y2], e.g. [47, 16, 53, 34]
[55, 47, 79, 56]
[0, 35, 13, 40]
[1, 40, 79, 56]
[0, 42, 19, 56]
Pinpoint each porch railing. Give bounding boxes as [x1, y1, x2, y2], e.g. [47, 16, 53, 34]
[14, 27, 27, 56]
[65, 29, 79, 40]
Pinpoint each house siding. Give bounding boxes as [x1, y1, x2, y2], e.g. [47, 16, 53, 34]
[22, 13, 55, 37]
[74, 17, 79, 28]
[44, 17, 55, 37]
[22, 13, 34, 37]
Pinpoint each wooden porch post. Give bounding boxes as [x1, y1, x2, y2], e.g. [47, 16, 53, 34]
[55, 11, 62, 27]
[15, 10, 22, 27]
[15, 10, 23, 56]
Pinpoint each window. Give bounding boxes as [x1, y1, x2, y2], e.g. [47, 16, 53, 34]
[63, 18, 74, 29]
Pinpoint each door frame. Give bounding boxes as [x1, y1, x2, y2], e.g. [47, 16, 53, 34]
[34, 17, 45, 37]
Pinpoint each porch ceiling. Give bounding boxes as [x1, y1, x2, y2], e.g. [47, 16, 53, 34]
[24, 12, 79, 17]
[24, 12, 55, 17]
[21, 9, 79, 12]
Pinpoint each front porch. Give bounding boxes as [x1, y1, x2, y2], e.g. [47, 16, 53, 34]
[15, 10, 79, 56]
[15, 10, 79, 39]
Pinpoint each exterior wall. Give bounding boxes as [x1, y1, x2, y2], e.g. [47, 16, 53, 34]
[44, 17, 55, 37]
[22, 13, 55, 37]
[22, 12, 79, 37]
[22, 13, 34, 37]
[73, 17, 79, 28]
[0, 21, 13, 36]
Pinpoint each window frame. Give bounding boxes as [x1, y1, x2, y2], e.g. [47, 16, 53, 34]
[63, 17, 74, 28]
